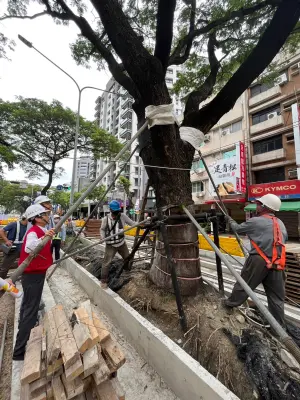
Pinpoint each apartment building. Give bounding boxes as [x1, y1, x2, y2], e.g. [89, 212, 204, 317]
[191, 49, 300, 236]
[92, 65, 183, 208]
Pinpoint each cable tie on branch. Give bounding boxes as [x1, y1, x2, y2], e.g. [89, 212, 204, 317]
[154, 265, 201, 281]
[145, 104, 177, 128]
[179, 127, 205, 149]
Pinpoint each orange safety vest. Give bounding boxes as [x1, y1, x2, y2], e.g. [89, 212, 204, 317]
[250, 215, 286, 271]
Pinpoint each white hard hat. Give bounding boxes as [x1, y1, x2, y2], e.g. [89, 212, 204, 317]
[256, 194, 281, 212]
[53, 214, 60, 219]
[34, 195, 51, 205]
[25, 204, 51, 221]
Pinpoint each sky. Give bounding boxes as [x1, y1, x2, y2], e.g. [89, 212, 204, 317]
[0, 3, 111, 187]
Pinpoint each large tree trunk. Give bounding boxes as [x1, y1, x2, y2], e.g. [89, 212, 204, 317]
[136, 92, 201, 295]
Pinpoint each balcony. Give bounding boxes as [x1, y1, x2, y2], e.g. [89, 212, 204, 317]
[120, 130, 131, 140]
[121, 109, 132, 120]
[120, 119, 132, 130]
[252, 148, 286, 164]
[121, 97, 133, 110]
[249, 85, 281, 108]
[250, 114, 283, 135]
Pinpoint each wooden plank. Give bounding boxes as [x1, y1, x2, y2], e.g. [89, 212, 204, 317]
[94, 380, 118, 400]
[101, 338, 125, 370]
[47, 382, 54, 399]
[21, 325, 43, 384]
[65, 357, 84, 382]
[73, 316, 93, 353]
[52, 376, 67, 400]
[30, 377, 48, 397]
[77, 302, 100, 346]
[111, 378, 125, 400]
[83, 345, 99, 378]
[91, 305, 110, 344]
[92, 351, 110, 386]
[42, 327, 47, 360]
[32, 392, 47, 400]
[47, 359, 64, 378]
[61, 374, 84, 399]
[20, 383, 30, 400]
[46, 309, 61, 363]
[53, 305, 80, 369]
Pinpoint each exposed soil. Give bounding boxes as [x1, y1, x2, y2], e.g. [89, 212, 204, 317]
[0, 292, 15, 400]
[77, 244, 300, 400]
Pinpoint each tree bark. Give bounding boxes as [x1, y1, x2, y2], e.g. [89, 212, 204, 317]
[41, 169, 54, 194]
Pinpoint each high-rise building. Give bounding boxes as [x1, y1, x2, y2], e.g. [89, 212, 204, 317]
[75, 156, 92, 192]
[92, 65, 183, 206]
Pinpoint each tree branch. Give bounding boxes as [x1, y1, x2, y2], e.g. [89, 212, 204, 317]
[154, 0, 177, 70]
[0, 11, 48, 21]
[169, 0, 196, 65]
[40, 0, 140, 99]
[169, 0, 277, 66]
[13, 148, 51, 173]
[184, 0, 300, 132]
[184, 32, 220, 116]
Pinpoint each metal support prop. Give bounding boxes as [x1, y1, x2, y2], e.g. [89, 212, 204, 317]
[132, 180, 150, 249]
[124, 226, 152, 270]
[47, 219, 150, 280]
[10, 121, 149, 283]
[198, 150, 247, 257]
[157, 209, 187, 332]
[65, 145, 139, 254]
[211, 209, 224, 295]
[183, 206, 300, 364]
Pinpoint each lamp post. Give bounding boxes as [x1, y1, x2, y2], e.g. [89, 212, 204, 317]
[18, 34, 120, 206]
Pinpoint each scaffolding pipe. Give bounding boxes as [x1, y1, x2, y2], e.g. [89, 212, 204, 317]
[9, 121, 148, 283]
[198, 150, 247, 257]
[183, 205, 300, 364]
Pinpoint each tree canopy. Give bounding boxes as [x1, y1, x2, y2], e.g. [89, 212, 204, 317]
[0, 98, 122, 194]
[0, 180, 41, 214]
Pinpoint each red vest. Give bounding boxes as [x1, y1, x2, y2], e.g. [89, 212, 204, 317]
[18, 225, 53, 274]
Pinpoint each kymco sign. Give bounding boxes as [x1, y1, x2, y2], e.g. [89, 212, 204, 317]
[249, 180, 300, 200]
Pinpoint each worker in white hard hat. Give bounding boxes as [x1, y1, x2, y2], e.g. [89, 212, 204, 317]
[34, 195, 55, 228]
[12, 204, 55, 360]
[51, 214, 66, 261]
[224, 194, 288, 328]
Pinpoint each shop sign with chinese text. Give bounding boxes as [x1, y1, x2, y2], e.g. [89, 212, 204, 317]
[209, 142, 247, 196]
[249, 180, 300, 200]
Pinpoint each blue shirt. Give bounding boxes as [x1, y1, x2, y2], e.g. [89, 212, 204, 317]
[4, 222, 28, 250]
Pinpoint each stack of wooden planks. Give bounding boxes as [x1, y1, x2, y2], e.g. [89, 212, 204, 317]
[286, 250, 300, 306]
[84, 220, 102, 238]
[20, 300, 126, 400]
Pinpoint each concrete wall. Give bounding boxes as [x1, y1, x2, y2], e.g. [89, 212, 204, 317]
[61, 254, 239, 400]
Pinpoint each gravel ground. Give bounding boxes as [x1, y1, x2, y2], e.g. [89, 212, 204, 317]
[0, 292, 15, 400]
[49, 265, 179, 400]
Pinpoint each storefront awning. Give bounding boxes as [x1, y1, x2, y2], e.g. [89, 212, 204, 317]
[244, 201, 300, 212]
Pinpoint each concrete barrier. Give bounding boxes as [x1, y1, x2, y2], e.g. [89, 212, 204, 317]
[60, 254, 239, 400]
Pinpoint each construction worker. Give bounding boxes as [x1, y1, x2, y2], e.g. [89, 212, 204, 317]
[66, 217, 76, 237]
[12, 204, 55, 361]
[0, 215, 28, 279]
[100, 200, 135, 289]
[51, 214, 66, 261]
[224, 193, 287, 328]
[34, 195, 55, 228]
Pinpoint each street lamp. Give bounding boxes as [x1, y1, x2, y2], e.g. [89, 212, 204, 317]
[18, 34, 121, 206]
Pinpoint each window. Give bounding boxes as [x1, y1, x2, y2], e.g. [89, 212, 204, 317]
[192, 159, 204, 171]
[135, 167, 139, 174]
[252, 104, 281, 125]
[255, 167, 285, 184]
[134, 178, 139, 186]
[223, 149, 237, 159]
[167, 68, 173, 74]
[165, 78, 173, 84]
[192, 181, 204, 193]
[222, 120, 242, 134]
[250, 82, 274, 98]
[135, 156, 139, 164]
[253, 134, 282, 155]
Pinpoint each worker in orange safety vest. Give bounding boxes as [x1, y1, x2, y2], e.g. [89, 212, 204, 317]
[224, 194, 288, 328]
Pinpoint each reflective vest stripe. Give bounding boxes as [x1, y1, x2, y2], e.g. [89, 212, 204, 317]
[14, 222, 23, 244]
[250, 215, 286, 271]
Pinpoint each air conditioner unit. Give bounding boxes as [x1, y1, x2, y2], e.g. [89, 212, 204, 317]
[204, 135, 211, 142]
[288, 169, 298, 179]
[276, 73, 288, 86]
[221, 128, 230, 136]
[267, 112, 278, 120]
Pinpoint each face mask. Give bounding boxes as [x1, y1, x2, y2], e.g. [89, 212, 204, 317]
[111, 211, 120, 218]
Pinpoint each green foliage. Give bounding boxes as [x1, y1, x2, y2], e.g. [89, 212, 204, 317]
[118, 176, 131, 196]
[0, 180, 41, 213]
[86, 185, 107, 201]
[0, 97, 122, 192]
